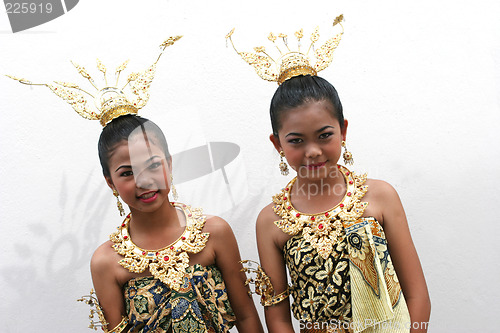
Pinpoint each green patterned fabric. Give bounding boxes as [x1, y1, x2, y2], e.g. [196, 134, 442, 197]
[123, 264, 235, 332]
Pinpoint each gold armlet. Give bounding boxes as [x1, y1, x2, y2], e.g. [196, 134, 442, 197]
[240, 260, 290, 307]
[106, 316, 129, 333]
[77, 289, 129, 332]
[261, 288, 290, 306]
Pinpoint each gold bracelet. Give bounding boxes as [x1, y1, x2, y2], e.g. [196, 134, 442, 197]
[78, 289, 129, 332]
[105, 316, 129, 333]
[241, 260, 290, 307]
[261, 288, 290, 306]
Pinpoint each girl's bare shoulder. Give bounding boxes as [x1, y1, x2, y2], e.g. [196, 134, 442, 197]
[92, 240, 114, 258]
[365, 178, 399, 198]
[91, 241, 121, 272]
[203, 215, 234, 238]
[363, 178, 402, 224]
[257, 202, 279, 225]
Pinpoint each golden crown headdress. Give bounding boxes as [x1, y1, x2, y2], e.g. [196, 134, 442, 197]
[7, 36, 182, 127]
[226, 15, 344, 85]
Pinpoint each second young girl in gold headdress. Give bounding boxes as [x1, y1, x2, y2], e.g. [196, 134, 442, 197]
[254, 74, 430, 333]
[90, 114, 264, 333]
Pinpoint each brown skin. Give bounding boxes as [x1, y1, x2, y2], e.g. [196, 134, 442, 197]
[257, 100, 430, 333]
[91, 136, 263, 332]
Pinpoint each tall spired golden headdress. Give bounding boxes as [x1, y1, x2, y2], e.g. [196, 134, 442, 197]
[7, 36, 182, 127]
[226, 15, 344, 85]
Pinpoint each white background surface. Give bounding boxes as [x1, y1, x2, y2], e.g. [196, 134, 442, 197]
[0, 0, 499, 332]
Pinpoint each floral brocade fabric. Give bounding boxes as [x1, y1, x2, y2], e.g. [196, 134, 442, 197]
[284, 217, 410, 332]
[123, 264, 235, 333]
[284, 230, 352, 322]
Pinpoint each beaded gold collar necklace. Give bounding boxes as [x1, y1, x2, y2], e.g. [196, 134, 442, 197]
[110, 203, 209, 291]
[273, 165, 368, 259]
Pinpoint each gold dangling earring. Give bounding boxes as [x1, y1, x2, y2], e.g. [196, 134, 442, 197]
[279, 150, 289, 176]
[170, 174, 179, 201]
[113, 189, 125, 216]
[342, 140, 354, 166]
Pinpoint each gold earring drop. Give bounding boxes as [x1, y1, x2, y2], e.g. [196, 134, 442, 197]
[342, 140, 354, 165]
[113, 189, 125, 216]
[279, 151, 289, 176]
[170, 174, 179, 201]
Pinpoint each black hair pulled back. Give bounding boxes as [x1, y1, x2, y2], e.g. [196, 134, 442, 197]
[270, 75, 344, 136]
[98, 115, 170, 178]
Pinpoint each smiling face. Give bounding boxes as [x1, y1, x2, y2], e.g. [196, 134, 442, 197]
[105, 131, 171, 214]
[270, 100, 348, 181]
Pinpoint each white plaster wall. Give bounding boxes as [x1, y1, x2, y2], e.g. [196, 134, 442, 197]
[0, 0, 499, 332]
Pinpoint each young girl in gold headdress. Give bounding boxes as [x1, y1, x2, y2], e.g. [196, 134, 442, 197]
[255, 75, 430, 333]
[228, 17, 430, 333]
[9, 37, 263, 333]
[89, 115, 263, 333]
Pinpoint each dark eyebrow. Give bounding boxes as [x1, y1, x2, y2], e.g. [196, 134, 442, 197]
[114, 155, 162, 172]
[285, 132, 302, 138]
[285, 126, 335, 138]
[317, 125, 335, 132]
[115, 165, 131, 172]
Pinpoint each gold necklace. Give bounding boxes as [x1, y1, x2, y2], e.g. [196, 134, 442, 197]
[273, 165, 368, 259]
[109, 203, 209, 291]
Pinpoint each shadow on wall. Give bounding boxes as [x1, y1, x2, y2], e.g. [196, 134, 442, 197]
[0, 170, 112, 330]
[0, 142, 247, 329]
[0, 141, 253, 330]
[172, 142, 240, 208]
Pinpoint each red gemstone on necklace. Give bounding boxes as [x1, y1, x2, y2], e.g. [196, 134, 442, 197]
[170, 246, 174, 250]
[340, 203, 344, 208]
[285, 188, 289, 191]
[164, 256, 169, 261]
[318, 224, 324, 229]
[188, 214, 192, 217]
[347, 192, 352, 196]
[121, 223, 126, 227]
[123, 236, 128, 240]
[345, 171, 350, 175]
[142, 251, 146, 255]
[156, 252, 159, 256]
[311, 216, 315, 221]
[296, 213, 301, 217]
[181, 236, 186, 240]
[325, 213, 329, 217]
[349, 181, 353, 184]
[283, 196, 287, 201]
[287, 206, 292, 210]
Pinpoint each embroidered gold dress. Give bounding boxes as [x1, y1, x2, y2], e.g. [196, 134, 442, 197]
[81, 203, 236, 333]
[123, 264, 235, 332]
[257, 166, 410, 333]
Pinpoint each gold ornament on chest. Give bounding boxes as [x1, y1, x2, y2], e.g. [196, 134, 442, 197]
[273, 165, 368, 259]
[110, 203, 209, 291]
